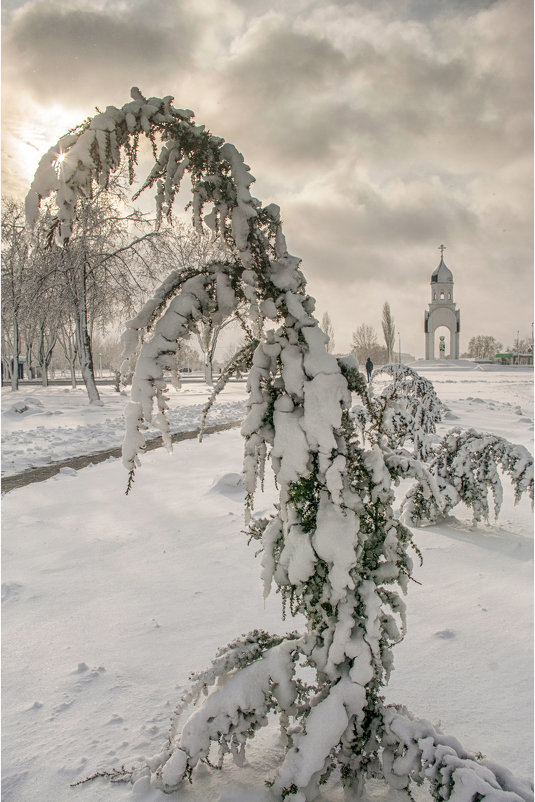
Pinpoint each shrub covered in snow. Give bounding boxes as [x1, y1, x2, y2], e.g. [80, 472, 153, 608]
[364, 363, 445, 460]
[402, 427, 534, 526]
[27, 88, 534, 802]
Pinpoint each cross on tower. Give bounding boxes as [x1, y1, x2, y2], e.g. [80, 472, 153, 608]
[438, 244, 446, 257]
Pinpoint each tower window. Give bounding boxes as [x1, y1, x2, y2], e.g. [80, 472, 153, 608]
[433, 292, 436, 300]
[440, 291, 444, 299]
[448, 292, 451, 299]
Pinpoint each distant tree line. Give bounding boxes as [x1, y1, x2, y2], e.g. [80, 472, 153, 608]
[463, 334, 533, 360]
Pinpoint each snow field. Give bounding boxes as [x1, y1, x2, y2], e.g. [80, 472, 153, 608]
[1, 365, 533, 801]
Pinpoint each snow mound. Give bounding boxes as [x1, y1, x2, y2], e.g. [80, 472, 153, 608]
[209, 472, 245, 498]
[4, 396, 45, 417]
[58, 467, 78, 477]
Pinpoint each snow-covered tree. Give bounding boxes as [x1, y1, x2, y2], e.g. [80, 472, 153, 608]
[27, 88, 533, 802]
[2, 199, 65, 386]
[195, 313, 242, 385]
[366, 364, 445, 460]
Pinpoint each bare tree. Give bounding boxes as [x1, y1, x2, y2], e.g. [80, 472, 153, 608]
[157, 223, 246, 386]
[351, 323, 386, 365]
[196, 318, 238, 385]
[56, 317, 79, 388]
[466, 335, 502, 359]
[321, 311, 335, 353]
[381, 302, 395, 363]
[1, 199, 29, 389]
[42, 177, 161, 402]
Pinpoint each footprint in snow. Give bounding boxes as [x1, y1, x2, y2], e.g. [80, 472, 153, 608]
[2, 582, 23, 602]
[434, 629, 456, 639]
[70, 664, 106, 693]
[52, 697, 75, 715]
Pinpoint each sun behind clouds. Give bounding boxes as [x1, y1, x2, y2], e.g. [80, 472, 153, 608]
[1, 93, 84, 198]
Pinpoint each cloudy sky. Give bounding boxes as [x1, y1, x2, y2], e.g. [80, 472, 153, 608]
[2, 0, 533, 357]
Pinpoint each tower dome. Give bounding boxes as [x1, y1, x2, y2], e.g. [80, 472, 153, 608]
[431, 255, 453, 284]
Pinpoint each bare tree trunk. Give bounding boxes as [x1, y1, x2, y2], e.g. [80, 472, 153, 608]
[57, 323, 78, 389]
[198, 319, 230, 387]
[69, 359, 77, 389]
[25, 342, 33, 380]
[75, 263, 101, 404]
[10, 318, 20, 391]
[39, 332, 48, 388]
[77, 314, 100, 402]
[38, 328, 56, 388]
[204, 357, 213, 386]
[64, 340, 78, 389]
[2, 356, 11, 385]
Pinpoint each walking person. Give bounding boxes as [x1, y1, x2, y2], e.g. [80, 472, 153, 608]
[365, 356, 374, 383]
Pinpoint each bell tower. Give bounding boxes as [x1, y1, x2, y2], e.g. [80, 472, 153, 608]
[424, 245, 461, 359]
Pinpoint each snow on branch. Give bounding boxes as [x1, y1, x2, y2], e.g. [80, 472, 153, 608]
[368, 364, 446, 459]
[382, 706, 533, 802]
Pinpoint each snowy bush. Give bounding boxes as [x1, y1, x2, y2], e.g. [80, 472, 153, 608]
[382, 706, 534, 802]
[402, 427, 534, 525]
[27, 88, 533, 802]
[350, 366, 532, 528]
[365, 364, 445, 460]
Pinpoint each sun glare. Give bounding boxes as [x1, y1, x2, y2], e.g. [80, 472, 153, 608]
[2, 96, 83, 197]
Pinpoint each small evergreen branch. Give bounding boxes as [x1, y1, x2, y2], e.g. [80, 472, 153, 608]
[125, 467, 136, 495]
[70, 765, 135, 786]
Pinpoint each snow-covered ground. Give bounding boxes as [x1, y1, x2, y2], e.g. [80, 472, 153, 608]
[1, 381, 247, 476]
[2, 364, 533, 801]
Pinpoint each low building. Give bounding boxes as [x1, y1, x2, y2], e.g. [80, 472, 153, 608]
[494, 352, 533, 366]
